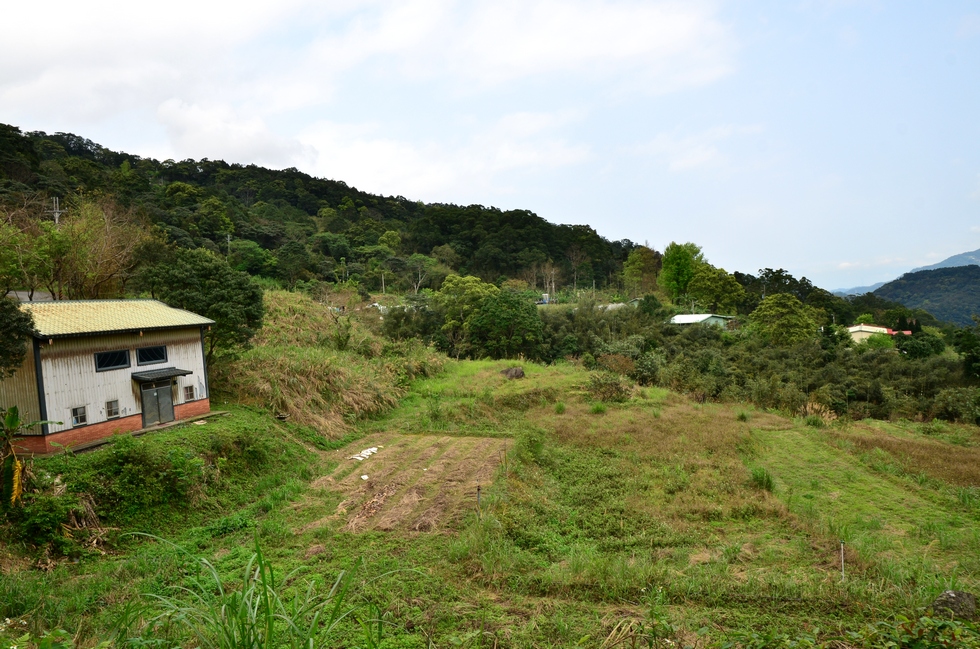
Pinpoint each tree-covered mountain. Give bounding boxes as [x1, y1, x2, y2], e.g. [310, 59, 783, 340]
[874, 265, 980, 326]
[0, 123, 633, 293]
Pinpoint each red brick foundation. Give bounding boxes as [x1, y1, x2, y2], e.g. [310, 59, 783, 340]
[175, 398, 211, 419]
[13, 398, 211, 455]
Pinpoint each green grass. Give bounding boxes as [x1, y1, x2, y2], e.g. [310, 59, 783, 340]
[3, 293, 979, 647]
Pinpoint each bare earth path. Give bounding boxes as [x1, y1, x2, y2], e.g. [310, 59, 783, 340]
[304, 432, 512, 533]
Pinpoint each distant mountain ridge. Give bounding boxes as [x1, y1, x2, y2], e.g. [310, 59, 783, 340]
[832, 281, 886, 297]
[911, 248, 980, 273]
[834, 247, 980, 296]
[873, 265, 980, 325]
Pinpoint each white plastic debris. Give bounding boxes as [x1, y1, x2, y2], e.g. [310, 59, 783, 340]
[360, 475, 369, 480]
[348, 446, 381, 461]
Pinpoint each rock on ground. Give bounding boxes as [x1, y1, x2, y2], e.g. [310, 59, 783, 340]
[931, 590, 977, 620]
[500, 367, 525, 379]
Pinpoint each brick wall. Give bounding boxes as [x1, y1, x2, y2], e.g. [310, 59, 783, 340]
[175, 398, 210, 419]
[14, 398, 211, 455]
[13, 414, 142, 455]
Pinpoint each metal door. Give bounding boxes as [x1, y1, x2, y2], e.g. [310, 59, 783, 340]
[141, 381, 175, 427]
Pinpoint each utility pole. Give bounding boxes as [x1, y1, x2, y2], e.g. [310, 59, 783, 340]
[45, 197, 64, 226]
[227, 233, 231, 256]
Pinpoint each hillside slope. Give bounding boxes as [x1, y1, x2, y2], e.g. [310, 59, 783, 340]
[874, 265, 980, 325]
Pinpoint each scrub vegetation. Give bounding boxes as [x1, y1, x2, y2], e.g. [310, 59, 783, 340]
[1, 292, 978, 648]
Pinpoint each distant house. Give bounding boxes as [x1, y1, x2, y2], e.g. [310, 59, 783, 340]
[847, 324, 912, 343]
[0, 300, 214, 454]
[669, 314, 735, 328]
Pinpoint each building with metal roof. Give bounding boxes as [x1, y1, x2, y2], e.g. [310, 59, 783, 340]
[669, 314, 735, 327]
[1, 300, 214, 454]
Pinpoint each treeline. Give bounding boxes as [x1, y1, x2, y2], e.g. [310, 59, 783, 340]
[0, 123, 634, 294]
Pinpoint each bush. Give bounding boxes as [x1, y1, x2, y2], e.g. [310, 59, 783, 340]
[932, 388, 980, 424]
[631, 352, 662, 386]
[586, 372, 633, 403]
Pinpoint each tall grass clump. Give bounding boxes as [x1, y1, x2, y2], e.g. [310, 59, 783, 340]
[116, 539, 377, 649]
[750, 467, 775, 492]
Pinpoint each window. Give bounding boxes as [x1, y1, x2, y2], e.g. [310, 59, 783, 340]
[184, 385, 195, 402]
[137, 346, 167, 366]
[95, 349, 130, 372]
[106, 400, 119, 419]
[71, 406, 87, 427]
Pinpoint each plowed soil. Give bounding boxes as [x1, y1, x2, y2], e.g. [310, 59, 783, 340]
[306, 433, 511, 533]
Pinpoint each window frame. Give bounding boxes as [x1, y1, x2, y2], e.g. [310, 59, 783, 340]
[136, 345, 168, 366]
[106, 400, 120, 419]
[95, 349, 131, 372]
[71, 406, 87, 427]
[184, 385, 195, 402]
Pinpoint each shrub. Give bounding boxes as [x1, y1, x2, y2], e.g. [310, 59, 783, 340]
[586, 372, 633, 403]
[804, 414, 825, 428]
[597, 353, 635, 375]
[631, 352, 662, 386]
[589, 403, 607, 415]
[555, 401, 566, 414]
[736, 411, 749, 422]
[932, 387, 980, 424]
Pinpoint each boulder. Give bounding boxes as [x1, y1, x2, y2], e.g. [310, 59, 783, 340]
[500, 367, 525, 379]
[931, 590, 977, 620]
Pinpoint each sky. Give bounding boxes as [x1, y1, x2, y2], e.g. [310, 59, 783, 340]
[2, 0, 979, 290]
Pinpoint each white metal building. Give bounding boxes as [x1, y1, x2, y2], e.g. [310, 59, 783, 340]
[0, 300, 214, 454]
[669, 314, 735, 328]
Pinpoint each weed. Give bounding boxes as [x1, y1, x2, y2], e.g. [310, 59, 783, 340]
[586, 372, 633, 403]
[736, 411, 749, 422]
[750, 467, 775, 492]
[555, 401, 566, 415]
[590, 403, 607, 415]
[804, 415, 825, 428]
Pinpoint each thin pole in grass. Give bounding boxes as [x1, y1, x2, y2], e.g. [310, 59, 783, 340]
[840, 540, 845, 582]
[477, 484, 482, 520]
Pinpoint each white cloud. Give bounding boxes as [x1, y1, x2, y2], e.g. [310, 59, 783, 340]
[302, 111, 590, 198]
[157, 100, 315, 168]
[636, 125, 763, 171]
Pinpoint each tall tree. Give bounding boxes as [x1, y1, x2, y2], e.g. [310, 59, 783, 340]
[659, 242, 703, 300]
[687, 264, 745, 314]
[749, 293, 818, 346]
[140, 249, 264, 361]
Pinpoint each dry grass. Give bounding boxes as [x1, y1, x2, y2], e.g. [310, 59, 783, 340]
[828, 426, 980, 487]
[212, 290, 443, 436]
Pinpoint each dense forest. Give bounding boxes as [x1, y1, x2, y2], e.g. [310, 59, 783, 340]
[875, 265, 980, 326]
[2, 122, 980, 424]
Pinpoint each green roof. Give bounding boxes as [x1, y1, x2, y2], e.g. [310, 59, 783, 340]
[22, 300, 214, 338]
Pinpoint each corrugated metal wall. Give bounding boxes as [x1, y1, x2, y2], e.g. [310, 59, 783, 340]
[0, 343, 41, 431]
[40, 327, 208, 434]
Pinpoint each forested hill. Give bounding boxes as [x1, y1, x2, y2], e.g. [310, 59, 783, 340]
[874, 265, 980, 326]
[0, 123, 632, 287]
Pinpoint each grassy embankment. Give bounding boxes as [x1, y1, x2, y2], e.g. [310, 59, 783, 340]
[1, 290, 979, 647]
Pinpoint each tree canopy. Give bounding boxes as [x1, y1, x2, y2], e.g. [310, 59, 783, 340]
[0, 297, 35, 380]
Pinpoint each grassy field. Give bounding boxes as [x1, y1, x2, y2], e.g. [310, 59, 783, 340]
[2, 292, 979, 647]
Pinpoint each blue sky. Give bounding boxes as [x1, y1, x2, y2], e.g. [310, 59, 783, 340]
[2, 1, 978, 289]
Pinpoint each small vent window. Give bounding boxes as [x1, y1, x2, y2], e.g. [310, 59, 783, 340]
[95, 349, 130, 372]
[137, 346, 167, 366]
[71, 406, 87, 427]
[106, 400, 119, 419]
[184, 385, 195, 402]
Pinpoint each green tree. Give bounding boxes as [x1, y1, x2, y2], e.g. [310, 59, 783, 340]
[468, 291, 543, 359]
[195, 197, 234, 240]
[622, 246, 661, 298]
[229, 240, 275, 276]
[141, 249, 264, 361]
[406, 254, 437, 294]
[749, 293, 818, 346]
[659, 242, 703, 300]
[0, 297, 36, 380]
[435, 275, 500, 358]
[687, 264, 745, 314]
[378, 230, 401, 252]
[855, 313, 875, 325]
[275, 241, 312, 286]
